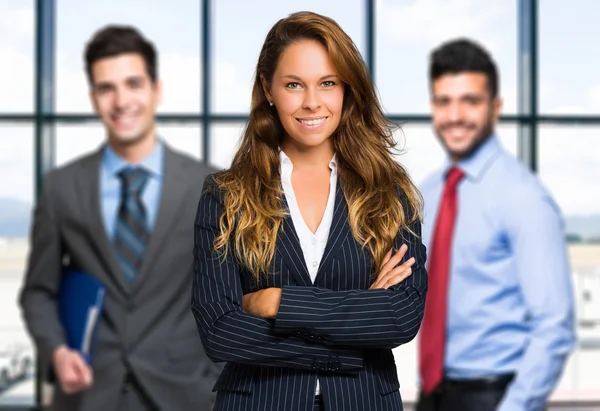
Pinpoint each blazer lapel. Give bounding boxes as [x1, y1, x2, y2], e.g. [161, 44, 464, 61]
[314, 183, 351, 286]
[78, 148, 130, 295]
[130, 146, 189, 295]
[275, 196, 312, 287]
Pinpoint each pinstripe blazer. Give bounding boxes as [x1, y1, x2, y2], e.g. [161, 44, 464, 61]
[191, 174, 428, 411]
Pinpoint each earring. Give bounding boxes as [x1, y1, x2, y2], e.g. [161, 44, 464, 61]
[269, 101, 273, 106]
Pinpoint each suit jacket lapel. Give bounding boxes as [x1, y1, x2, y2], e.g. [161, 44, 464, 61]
[131, 146, 189, 295]
[314, 183, 351, 286]
[79, 148, 130, 295]
[276, 195, 312, 287]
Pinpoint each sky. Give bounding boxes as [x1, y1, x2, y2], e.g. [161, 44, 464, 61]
[0, 0, 599, 220]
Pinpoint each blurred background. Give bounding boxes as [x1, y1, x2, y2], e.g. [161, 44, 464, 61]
[0, 0, 598, 409]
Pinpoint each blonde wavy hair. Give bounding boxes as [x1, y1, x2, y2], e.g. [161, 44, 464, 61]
[212, 11, 423, 280]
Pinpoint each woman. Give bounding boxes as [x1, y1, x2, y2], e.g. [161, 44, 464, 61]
[192, 11, 427, 411]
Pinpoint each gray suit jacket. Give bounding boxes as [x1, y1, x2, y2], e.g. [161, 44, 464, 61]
[19, 143, 222, 411]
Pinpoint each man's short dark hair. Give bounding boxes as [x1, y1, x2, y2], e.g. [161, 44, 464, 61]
[84, 25, 158, 84]
[429, 38, 498, 98]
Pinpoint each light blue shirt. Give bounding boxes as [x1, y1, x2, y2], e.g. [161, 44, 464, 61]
[100, 141, 164, 240]
[419, 135, 575, 411]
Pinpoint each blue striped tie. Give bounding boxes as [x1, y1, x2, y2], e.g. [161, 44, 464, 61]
[114, 167, 150, 282]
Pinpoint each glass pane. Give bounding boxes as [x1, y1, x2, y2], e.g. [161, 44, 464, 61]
[392, 124, 523, 402]
[375, 0, 518, 115]
[56, 0, 201, 113]
[209, 123, 246, 170]
[0, 124, 35, 406]
[55, 124, 105, 167]
[212, 0, 365, 113]
[55, 123, 203, 167]
[160, 125, 203, 161]
[539, 0, 600, 114]
[393, 123, 518, 188]
[0, 0, 34, 112]
[538, 126, 600, 401]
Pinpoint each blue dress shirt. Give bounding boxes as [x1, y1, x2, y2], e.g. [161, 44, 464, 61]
[419, 135, 576, 411]
[100, 141, 164, 240]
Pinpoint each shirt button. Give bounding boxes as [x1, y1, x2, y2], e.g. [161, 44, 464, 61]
[312, 261, 318, 267]
[311, 238, 316, 245]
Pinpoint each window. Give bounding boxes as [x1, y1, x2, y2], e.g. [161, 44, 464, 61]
[393, 123, 518, 187]
[209, 123, 246, 169]
[538, 125, 600, 402]
[55, 0, 202, 113]
[375, 0, 518, 115]
[55, 123, 203, 167]
[0, 125, 35, 406]
[0, 1, 34, 112]
[212, 0, 365, 113]
[539, 0, 600, 114]
[54, 124, 105, 167]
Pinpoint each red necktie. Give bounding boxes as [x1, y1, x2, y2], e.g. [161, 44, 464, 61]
[418, 166, 464, 394]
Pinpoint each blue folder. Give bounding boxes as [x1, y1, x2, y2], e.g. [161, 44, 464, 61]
[58, 268, 106, 364]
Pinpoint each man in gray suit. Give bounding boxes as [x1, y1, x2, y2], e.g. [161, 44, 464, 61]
[19, 25, 220, 411]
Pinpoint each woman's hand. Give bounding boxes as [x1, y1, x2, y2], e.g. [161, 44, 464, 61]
[243, 287, 282, 319]
[369, 244, 415, 290]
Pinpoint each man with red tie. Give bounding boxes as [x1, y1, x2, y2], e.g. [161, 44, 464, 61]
[416, 38, 575, 411]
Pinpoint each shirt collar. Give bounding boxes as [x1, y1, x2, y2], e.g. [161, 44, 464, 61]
[443, 134, 501, 180]
[279, 149, 337, 170]
[102, 139, 164, 178]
